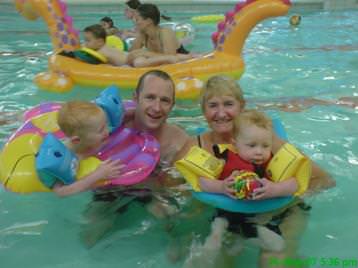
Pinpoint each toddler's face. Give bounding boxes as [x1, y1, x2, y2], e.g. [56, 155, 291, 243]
[78, 111, 109, 150]
[235, 125, 272, 165]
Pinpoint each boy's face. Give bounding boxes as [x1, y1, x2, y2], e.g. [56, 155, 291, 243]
[84, 31, 104, 50]
[100, 21, 110, 29]
[77, 110, 109, 150]
[236, 124, 272, 165]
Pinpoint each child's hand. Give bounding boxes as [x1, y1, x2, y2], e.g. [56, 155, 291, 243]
[221, 175, 236, 199]
[95, 159, 124, 180]
[250, 178, 278, 200]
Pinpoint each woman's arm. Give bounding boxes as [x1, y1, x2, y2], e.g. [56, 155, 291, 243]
[173, 136, 196, 162]
[129, 33, 144, 51]
[161, 28, 179, 55]
[272, 133, 336, 193]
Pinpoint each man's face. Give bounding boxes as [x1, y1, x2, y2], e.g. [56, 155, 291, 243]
[134, 75, 174, 132]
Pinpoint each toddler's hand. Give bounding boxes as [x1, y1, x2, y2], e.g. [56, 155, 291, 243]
[251, 178, 278, 200]
[96, 159, 124, 180]
[222, 175, 236, 199]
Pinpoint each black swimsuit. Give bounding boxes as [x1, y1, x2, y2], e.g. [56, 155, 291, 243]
[145, 29, 190, 55]
[176, 44, 189, 54]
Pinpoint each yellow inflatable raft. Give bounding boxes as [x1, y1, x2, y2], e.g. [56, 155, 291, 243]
[15, 0, 291, 99]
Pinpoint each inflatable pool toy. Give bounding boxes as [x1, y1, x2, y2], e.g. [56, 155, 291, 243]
[289, 14, 301, 26]
[161, 22, 195, 46]
[175, 118, 310, 213]
[0, 92, 160, 194]
[15, 0, 291, 99]
[106, 35, 126, 51]
[266, 143, 311, 196]
[232, 171, 262, 199]
[191, 14, 225, 24]
[15, 0, 290, 99]
[0, 87, 160, 194]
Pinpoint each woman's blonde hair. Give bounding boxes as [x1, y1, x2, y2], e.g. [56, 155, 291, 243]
[234, 109, 272, 136]
[200, 75, 245, 111]
[57, 101, 104, 137]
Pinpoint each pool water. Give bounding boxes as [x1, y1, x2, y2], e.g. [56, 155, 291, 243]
[1, 2, 358, 267]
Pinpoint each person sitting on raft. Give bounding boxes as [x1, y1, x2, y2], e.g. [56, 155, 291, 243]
[83, 24, 193, 67]
[129, 3, 189, 55]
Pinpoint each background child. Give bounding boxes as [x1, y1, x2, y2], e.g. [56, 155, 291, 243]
[52, 101, 123, 197]
[83, 24, 193, 67]
[83, 24, 127, 66]
[100, 16, 120, 35]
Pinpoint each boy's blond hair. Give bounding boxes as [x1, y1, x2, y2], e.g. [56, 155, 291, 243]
[57, 101, 104, 137]
[234, 109, 272, 136]
[200, 75, 245, 112]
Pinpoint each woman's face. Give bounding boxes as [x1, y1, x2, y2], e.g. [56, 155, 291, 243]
[204, 94, 242, 135]
[125, 7, 136, 20]
[135, 14, 152, 32]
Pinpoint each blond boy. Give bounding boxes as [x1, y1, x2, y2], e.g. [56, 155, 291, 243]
[53, 101, 122, 197]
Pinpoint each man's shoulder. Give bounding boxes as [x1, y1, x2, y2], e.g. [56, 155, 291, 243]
[165, 123, 188, 138]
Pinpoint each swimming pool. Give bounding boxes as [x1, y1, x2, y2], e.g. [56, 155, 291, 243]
[1, 2, 357, 267]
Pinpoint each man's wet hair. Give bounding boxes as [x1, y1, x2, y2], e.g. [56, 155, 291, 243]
[135, 70, 175, 101]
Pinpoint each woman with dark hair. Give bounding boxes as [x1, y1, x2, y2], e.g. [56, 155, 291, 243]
[124, 0, 141, 21]
[129, 3, 189, 55]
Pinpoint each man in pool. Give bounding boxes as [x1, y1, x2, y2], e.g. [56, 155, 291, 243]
[81, 70, 189, 247]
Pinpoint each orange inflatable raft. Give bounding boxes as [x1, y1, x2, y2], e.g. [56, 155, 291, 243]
[15, 0, 291, 100]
